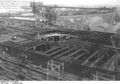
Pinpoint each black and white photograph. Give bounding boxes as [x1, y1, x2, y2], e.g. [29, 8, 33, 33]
[0, 0, 120, 82]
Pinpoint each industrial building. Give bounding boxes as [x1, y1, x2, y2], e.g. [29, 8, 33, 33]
[0, 4, 120, 81]
[0, 29, 120, 80]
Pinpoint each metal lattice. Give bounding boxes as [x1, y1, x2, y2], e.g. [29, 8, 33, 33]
[47, 60, 64, 80]
[94, 71, 115, 80]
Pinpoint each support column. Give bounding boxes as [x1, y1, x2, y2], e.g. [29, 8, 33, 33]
[47, 60, 64, 80]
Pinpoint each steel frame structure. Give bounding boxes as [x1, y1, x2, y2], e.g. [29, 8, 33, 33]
[94, 71, 115, 80]
[47, 60, 64, 80]
[37, 5, 115, 16]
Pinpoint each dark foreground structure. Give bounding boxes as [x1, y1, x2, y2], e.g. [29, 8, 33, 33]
[0, 28, 120, 80]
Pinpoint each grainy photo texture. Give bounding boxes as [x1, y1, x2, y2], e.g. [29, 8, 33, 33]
[0, 0, 120, 81]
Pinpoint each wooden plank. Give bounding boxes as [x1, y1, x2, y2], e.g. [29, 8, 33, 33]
[72, 52, 88, 63]
[54, 47, 77, 59]
[90, 55, 104, 67]
[49, 46, 69, 57]
[44, 46, 62, 54]
[103, 55, 115, 70]
[61, 47, 84, 61]
[81, 50, 100, 65]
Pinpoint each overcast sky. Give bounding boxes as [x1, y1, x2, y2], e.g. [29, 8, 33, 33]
[38, 0, 120, 7]
[0, 0, 120, 13]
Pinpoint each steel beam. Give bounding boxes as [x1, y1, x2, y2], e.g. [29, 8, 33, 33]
[44, 46, 62, 54]
[81, 50, 100, 65]
[90, 55, 104, 67]
[62, 47, 84, 61]
[72, 52, 88, 63]
[49, 46, 70, 57]
[54, 47, 77, 59]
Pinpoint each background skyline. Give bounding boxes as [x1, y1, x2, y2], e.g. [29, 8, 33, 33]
[0, 0, 120, 13]
[39, 0, 120, 7]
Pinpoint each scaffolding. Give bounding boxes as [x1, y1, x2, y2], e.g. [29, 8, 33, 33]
[94, 71, 115, 80]
[47, 60, 64, 80]
[110, 36, 120, 71]
[15, 53, 32, 80]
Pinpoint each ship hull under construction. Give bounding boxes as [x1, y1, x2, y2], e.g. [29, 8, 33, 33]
[0, 29, 120, 80]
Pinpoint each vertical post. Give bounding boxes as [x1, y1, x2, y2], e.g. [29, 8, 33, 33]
[110, 36, 120, 71]
[47, 61, 49, 80]
[62, 63, 64, 74]
[47, 60, 64, 80]
[33, 46, 36, 50]
[57, 66, 60, 80]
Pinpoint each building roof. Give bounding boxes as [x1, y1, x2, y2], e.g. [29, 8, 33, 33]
[10, 17, 36, 21]
[0, 41, 21, 48]
[0, 33, 26, 43]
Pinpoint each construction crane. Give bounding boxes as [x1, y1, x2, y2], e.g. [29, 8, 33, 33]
[30, 2, 115, 26]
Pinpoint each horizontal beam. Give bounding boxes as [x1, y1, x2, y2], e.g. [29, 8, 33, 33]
[82, 50, 100, 65]
[38, 5, 114, 10]
[63, 47, 84, 61]
[49, 46, 69, 57]
[44, 46, 62, 54]
[54, 47, 77, 59]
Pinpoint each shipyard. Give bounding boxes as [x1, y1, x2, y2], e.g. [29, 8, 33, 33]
[0, 0, 120, 81]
